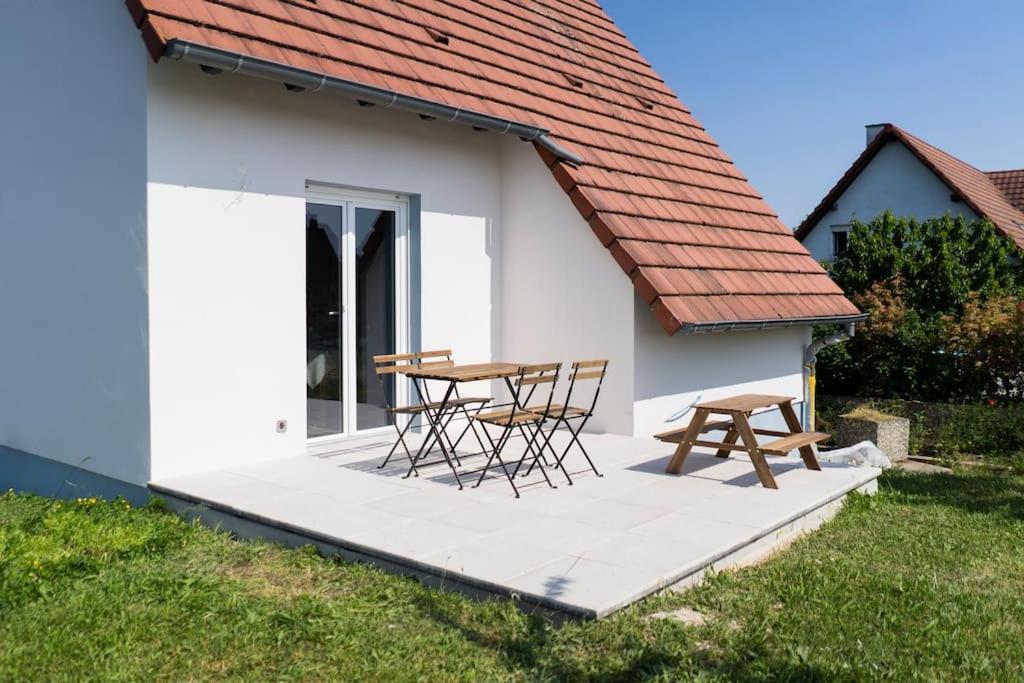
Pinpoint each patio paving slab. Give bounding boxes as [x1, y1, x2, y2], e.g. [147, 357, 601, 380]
[150, 432, 881, 618]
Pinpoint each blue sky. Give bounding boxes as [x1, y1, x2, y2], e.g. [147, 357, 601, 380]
[600, 0, 1024, 228]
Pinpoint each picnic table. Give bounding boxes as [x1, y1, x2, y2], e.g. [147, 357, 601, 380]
[656, 394, 828, 489]
[401, 362, 522, 488]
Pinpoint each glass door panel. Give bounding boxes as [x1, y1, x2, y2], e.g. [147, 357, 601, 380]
[355, 207, 396, 430]
[306, 191, 404, 441]
[305, 203, 344, 438]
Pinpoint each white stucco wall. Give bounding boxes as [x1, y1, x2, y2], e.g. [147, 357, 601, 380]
[803, 139, 979, 261]
[633, 304, 809, 438]
[499, 142, 636, 435]
[146, 61, 506, 479]
[0, 1, 151, 485]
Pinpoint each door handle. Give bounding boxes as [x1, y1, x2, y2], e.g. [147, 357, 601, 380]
[328, 310, 340, 317]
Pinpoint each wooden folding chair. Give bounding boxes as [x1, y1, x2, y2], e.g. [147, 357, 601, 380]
[525, 359, 608, 484]
[372, 353, 420, 471]
[471, 363, 564, 498]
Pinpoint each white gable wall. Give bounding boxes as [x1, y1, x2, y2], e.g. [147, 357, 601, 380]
[633, 305, 809, 437]
[802, 140, 978, 261]
[146, 61, 506, 479]
[499, 141, 635, 435]
[0, 1, 151, 486]
[146, 61, 639, 480]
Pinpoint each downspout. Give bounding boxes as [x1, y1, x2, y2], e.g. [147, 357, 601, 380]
[802, 321, 856, 430]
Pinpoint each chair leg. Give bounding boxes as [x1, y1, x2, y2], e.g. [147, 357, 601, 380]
[378, 417, 418, 474]
[512, 422, 556, 488]
[474, 426, 519, 497]
[491, 449, 521, 498]
[473, 424, 506, 488]
[451, 402, 489, 457]
[510, 425, 532, 478]
[556, 416, 602, 478]
[415, 401, 469, 467]
[525, 418, 574, 485]
[512, 423, 544, 474]
[404, 380, 463, 488]
[546, 420, 576, 484]
[433, 406, 466, 466]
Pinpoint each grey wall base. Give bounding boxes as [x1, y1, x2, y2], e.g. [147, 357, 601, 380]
[0, 445, 150, 505]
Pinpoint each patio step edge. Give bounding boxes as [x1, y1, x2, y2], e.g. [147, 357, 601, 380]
[147, 482, 600, 619]
[149, 466, 881, 620]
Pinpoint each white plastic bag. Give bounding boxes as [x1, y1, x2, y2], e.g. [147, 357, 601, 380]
[817, 440, 892, 469]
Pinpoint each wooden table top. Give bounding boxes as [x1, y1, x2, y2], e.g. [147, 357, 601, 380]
[695, 394, 794, 413]
[403, 362, 522, 382]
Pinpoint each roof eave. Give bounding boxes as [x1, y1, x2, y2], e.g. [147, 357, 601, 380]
[794, 126, 897, 240]
[676, 312, 868, 335]
[795, 125, 1024, 245]
[159, 39, 584, 167]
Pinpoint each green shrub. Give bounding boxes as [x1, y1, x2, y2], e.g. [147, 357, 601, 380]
[818, 396, 1024, 469]
[933, 403, 1024, 470]
[817, 212, 1024, 401]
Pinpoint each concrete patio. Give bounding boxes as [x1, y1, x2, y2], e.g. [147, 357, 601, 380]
[150, 431, 881, 619]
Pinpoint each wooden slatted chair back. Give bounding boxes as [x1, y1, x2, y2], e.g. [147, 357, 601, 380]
[372, 352, 417, 413]
[563, 359, 609, 418]
[373, 352, 417, 375]
[515, 362, 560, 386]
[510, 363, 561, 419]
[415, 349, 456, 371]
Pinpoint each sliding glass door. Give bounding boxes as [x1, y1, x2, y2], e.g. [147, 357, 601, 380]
[306, 203, 345, 438]
[305, 190, 407, 440]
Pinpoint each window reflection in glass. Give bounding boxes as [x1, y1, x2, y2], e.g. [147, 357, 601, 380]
[306, 203, 343, 438]
[355, 208, 396, 430]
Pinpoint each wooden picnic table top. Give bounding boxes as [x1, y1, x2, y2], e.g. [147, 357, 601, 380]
[663, 392, 825, 488]
[695, 394, 795, 413]
[402, 362, 522, 382]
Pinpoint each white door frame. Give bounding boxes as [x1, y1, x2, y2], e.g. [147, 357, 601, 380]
[305, 184, 410, 444]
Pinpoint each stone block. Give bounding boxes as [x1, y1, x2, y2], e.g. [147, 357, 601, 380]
[835, 410, 909, 462]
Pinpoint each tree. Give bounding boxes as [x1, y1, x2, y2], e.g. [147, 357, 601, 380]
[816, 212, 1024, 400]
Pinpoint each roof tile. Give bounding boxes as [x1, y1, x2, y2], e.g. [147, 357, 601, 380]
[987, 169, 1024, 213]
[797, 124, 1024, 251]
[128, 0, 860, 333]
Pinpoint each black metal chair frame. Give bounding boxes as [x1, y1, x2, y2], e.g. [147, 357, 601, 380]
[376, 350, 493, 474]
[524, 359, 608, 484]
[372, 352, 422, 472]
[413, 350, 492, 466]
[472, 363, 568, 498]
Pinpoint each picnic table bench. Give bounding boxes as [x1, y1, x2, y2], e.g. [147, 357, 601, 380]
[655, 394, 828, 489]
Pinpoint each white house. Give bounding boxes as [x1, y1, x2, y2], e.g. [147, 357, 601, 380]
[0, 0, 862, 502]
[797, 123, 1024, 261]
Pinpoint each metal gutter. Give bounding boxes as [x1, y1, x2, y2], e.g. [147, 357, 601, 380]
[163, 40, 584, 166]
[679, 313, 867, 334]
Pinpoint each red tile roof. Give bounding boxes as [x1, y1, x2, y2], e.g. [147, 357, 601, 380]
[796, 124, 1024, 251]
[987, 169, 1024, 214]
[126, 0, 861, 334]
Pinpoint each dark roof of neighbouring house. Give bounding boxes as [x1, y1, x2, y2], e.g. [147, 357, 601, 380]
[795, 124, 1024, 251]
[987, 169, 1024, 213]
[125, 0, 862, 333]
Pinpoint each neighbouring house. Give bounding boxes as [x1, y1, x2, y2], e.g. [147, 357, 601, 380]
[796, 123, 1024, 262]
[0, 0, 862, 502]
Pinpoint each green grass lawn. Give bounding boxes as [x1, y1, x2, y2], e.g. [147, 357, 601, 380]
[2, 471, 1023, 681]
